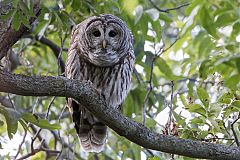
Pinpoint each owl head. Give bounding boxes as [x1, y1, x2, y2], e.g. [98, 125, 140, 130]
[75, 14, 133, 67]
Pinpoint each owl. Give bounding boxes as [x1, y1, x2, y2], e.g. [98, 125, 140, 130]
[65, 14, 135, 152]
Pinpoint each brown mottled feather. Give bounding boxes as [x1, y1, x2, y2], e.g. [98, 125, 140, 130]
[66, 14, 134, 152]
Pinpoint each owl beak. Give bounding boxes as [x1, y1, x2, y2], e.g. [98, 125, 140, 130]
[102, 40, 107, 49]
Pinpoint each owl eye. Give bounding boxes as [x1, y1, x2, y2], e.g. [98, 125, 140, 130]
[109, 30, 117, 37]
[93, 30, 101, 37]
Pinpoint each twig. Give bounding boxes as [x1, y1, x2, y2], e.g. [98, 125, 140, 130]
[142, 36, 178, 125]
[32, 97, 40, 114]
[14, 128, 27, 159]
[45, 96, 56, 119]
[50, 130, 82, 159]
[58, 33, 67, 75]
[166, 81, 174, 133]
[7, 93, 15, 110]
[231, 113, 240, 146]
[149, 0, 190, 13]
[142, 57, 155, 125]
[133, 67, 143, 84]
[56, 105, 67, 160]
[30, 96, 57, 156]
[17, 146, 60, 160]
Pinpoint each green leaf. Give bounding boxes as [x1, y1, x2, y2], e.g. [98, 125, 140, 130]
[208, 117, 222, 132]
[197, 130, 209, 139]
[199, 60, 212, 79]
[37, 119, 61, 130]
[12, 10, 22, 31]
[190, 117, 204, 125]
[0, 106, 21, 139]
[18, 11, 31, 28]
[218, 92, 234, 104]
[19, 0, 36, 17]
[159, 13, 172, 23]
[225, 74, 240, 90]
[156, 57, 179, 80]
[189, 104, 206, 117]
[22, 113, 38, 124]
[148, 156, 160, 160]
[22, 113, 61, 130]
[215, 11, 237, 27]
[0, 9, 16, 21]
[199, 6, 218, 38]
[208, 103, 222, 117]
[197, 88, 209, 108]
[19, 119, 30, 132]
[232, 100, 240, 108]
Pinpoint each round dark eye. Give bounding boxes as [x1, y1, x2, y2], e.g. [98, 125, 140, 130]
[93, 30, 101, 37]
[109, 30, 117, 37]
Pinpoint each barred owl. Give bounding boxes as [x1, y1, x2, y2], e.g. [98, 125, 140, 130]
[65, 14, 135, 152]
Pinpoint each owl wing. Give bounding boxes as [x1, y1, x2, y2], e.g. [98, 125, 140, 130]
[65, 27, 107, 153]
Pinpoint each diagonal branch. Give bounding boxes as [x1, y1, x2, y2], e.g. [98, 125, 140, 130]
[149, 0, 189, 13]
[0, 70, 240, 160]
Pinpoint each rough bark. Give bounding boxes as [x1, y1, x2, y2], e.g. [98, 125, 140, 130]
[0, 70, 239, 160]
[0, 1, 41, 60]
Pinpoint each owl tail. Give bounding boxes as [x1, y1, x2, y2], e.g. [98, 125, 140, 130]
[69, 99, 107, 153]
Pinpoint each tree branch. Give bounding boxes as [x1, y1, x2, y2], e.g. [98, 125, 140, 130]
[149, 0, 189, 13]
[0, 70, 240, 159]
[0, 1, 41, 60]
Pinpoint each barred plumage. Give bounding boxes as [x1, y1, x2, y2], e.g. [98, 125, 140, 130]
[66, 14, 135, 152]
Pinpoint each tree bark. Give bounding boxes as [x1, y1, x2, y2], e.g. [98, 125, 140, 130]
[0, 1, 41, 60]
[0, 70, 239, 160]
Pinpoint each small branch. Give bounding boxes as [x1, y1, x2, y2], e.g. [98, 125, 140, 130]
[142, 55, 155, 124]
[58, 33, 67, 75]
[56, 105, 67, 159]
[14, 128, 27, 159]
[50, 130, 82, 159]
[149, 0, 190, 13]
[133, 67, 143, 84]
[165, 81, 175, 135]
[231, 113, 240, 146]
[17, 146, 60, 160]
[45, 96, 56, 119]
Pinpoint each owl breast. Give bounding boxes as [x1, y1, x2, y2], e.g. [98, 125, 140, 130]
[78, 50, 134, 108]
[66, 14, 135, 152]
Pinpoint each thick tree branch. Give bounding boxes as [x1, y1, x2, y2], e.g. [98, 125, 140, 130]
[0, 70, 240, 160]
[0, 1, 41, 60]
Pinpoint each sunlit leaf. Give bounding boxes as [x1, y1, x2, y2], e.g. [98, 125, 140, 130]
[199, 5, 218, 38]
[0, 106, 21, 139]
[12, 10, 22, 31]
[148, 156, 160, 160]
[225, 74, 240, 90]
[189, 104, 206, 117]
[197, 88, 209, 108]
[134, 5, 143, 25]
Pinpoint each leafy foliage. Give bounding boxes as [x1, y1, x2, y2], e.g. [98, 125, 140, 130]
[0, 0, 239, 159]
